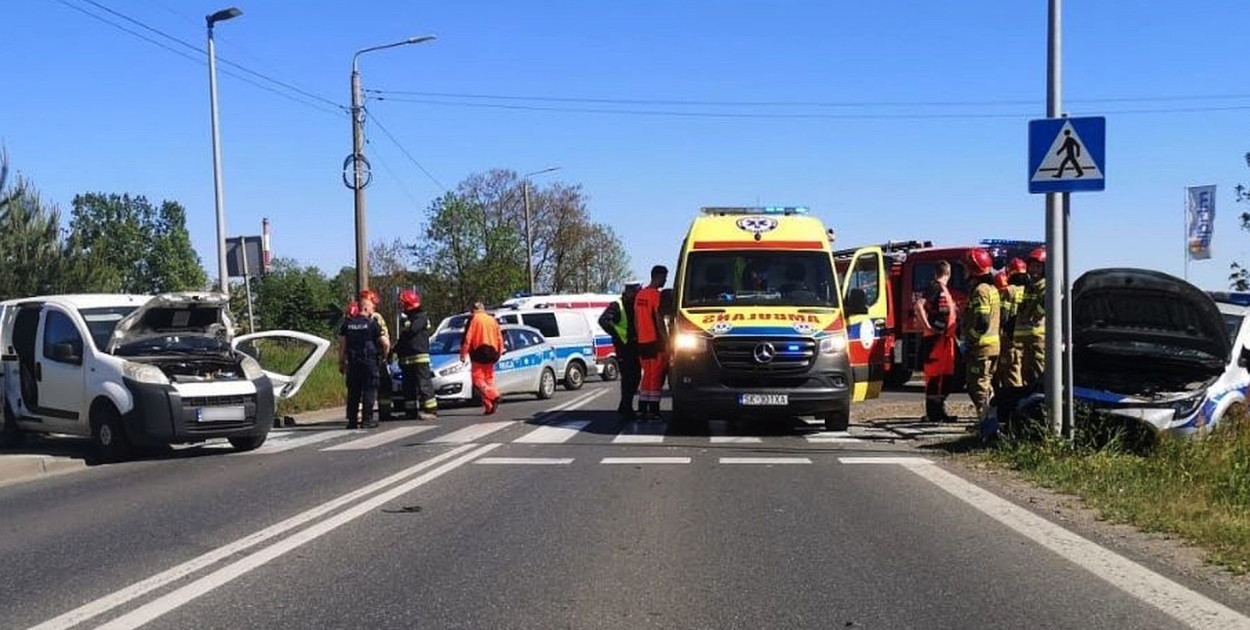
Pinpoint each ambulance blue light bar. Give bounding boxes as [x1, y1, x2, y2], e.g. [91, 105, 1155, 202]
[701, 206, 809, 216]
[979, 239, 1044, 249]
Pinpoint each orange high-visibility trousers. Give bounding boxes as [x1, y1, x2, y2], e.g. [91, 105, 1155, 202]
[471, 362, 500, 414]
[639, 353, 667, 403]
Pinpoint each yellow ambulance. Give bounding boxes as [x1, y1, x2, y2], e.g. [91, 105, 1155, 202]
[668, 206, 891, 431]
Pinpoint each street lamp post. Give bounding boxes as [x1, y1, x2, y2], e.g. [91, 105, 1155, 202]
[521, 167, 560, 295]
[348, 35, 436, 297]
[207, 6, 242, 294]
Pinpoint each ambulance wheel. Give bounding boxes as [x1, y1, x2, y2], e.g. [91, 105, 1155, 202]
[563, 361, 586, 391]
[884, 364, 913, 388]
[822, 408, 850, 433]
[601, 358, 620, 381]
[536, 368, 557, 400]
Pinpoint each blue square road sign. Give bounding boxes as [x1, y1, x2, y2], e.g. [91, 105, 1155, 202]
[1028, 116, 1105, 194]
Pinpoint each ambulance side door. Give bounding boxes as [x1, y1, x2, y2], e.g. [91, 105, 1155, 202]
[841, 246, 890, 401]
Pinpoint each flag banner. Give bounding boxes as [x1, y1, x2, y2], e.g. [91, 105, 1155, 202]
[1187, 185, 1216, 261]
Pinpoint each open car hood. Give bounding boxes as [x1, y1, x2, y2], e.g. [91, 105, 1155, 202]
[108, 292, 235, 354]
[1073, 268, 1228, 382]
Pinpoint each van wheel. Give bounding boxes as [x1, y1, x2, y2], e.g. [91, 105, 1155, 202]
[822, 408, 851, 433]
[229, 434, 267, 452]
[536, 368, 556, 400]
[0, 404, 25, 448]
[563, 362, 586, 391]
[91, 404, 131, 463]
[600, 358, 620, 382]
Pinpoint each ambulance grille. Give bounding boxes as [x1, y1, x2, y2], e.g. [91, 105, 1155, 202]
[713, 338, 816, 373]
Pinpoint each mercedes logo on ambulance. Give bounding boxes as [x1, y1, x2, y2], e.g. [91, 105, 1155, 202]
[735, 216, 778, 235]
[753, 342, 776, 364]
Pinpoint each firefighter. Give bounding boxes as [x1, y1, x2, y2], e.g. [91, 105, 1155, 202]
[396, 289, 437, 421]
[634, 265, 669, 421]
[460, 301, 504, 415]
[915, 260, 957, 422]
[1014, 247, 1047, 389]
[995, 258, 1028, 390]
[358, 289, 393, 421]
[960, 248, 1002, 421]
[339, 291, 390, 429]
[599, 281, 642, 419]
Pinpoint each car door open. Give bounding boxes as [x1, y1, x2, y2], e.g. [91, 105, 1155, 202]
[233, 330, 331, 399]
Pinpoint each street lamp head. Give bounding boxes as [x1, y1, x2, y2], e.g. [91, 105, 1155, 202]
[525, 166, 561, 177]
[207, 7, 242, 26]
[407, 35, 437, 45]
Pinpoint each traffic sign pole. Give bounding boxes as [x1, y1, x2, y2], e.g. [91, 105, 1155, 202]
[1045, 0, 1067, 439]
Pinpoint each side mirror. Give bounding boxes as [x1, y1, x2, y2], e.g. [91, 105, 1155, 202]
[50, 342, 82, 365]
[1239, 345, 1250, 368]
[845, 288, 869, 317]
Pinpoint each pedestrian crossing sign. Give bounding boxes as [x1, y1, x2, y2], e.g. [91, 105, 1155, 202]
[1028, 116, 1105, 193]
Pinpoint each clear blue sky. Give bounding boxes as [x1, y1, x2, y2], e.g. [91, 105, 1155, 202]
[3, 0, 1249, 291]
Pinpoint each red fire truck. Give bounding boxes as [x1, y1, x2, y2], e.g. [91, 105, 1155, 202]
[835, 239, 1044, 388]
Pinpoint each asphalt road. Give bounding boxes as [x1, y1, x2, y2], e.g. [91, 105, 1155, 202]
[2, 382, 1247, 630]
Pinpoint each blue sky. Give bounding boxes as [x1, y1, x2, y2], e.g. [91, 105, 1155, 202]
[3, 0, 1249, 291]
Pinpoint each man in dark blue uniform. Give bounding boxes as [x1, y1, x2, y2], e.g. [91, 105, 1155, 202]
[339, 291, 391, 429]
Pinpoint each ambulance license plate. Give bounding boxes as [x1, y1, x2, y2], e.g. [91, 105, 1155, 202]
[739, 394, 788, 406]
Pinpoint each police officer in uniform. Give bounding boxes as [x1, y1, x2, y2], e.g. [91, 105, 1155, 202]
[395, 289, 438, 420]
[339, 291, 390, 429]
[599, 282, 641, 419]
[960, 248, 1002, 422]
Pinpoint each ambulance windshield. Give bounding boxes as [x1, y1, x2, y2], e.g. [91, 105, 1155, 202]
[682, 251, 837, 307]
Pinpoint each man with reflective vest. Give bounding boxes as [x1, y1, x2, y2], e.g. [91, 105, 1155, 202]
[599, 281, 642, 419]
[1014, 247, 1047, 389]
[960, 248, 1002, 421]
[995, 258, 1028, 390]
[357, 289, 393, 421]
[339, 291, 390, 429]
[460, 301, 504, 415]
[915, 260, 957, 422]
[633, 265, 669, 421]
[396, 289, 438, 421]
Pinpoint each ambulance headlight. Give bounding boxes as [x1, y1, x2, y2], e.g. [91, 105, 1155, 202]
[122, 361, 170, 385]
[673, 332, 708, 353]
[819, 333, 848, 354]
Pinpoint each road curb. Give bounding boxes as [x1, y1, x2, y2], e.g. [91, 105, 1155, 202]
[0, 454, 88, 488]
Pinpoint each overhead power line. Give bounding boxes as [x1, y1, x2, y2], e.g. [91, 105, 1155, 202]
[367, 111, 447, 191]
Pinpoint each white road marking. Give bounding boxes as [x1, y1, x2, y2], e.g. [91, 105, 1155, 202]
[719, 457, 811, 465]
[321, 426, 436, 451]
[513, 420, 591, 444]
[429, 421, 513, 443]
[892, 459, 1250, 630]
[544, 388, 609, 414]
[710, 436, 762, 444]
[600, 457, 690, 465]
[250, 430, 356, 454]
[612, 433, 665, 444]
[90, 443, 501, 630]
[806, 435, 864, 443]
[474, 457, 574, 465]
[838, 457, 934, 465]
[28, 444, 481, 630]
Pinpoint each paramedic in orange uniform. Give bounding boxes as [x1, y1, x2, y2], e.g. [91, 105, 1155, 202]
[460, 301, 505, 415]
[916, 260, 958, 422]
[633, 265, 669, 421]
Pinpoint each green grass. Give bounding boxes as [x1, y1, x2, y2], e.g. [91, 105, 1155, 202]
[275, 353, 347, 415]
[984, 410, 1250, 573]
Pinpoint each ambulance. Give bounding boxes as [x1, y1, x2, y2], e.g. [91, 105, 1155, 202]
[668, 206, 890, 431]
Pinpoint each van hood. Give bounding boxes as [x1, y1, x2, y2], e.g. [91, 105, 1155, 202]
[108, 292, 236, 354]
[1073, 268, 1228, 388]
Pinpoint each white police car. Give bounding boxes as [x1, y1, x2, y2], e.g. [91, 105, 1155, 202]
[1071, 269, 1245, 436]
[389, 324, 558, 404]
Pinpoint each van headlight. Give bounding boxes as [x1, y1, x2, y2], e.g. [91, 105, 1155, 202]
[240, 355, 266, 380]
[439, 362, 467, 377]
[122, 361, 170, 385]
[673, 332, 708, 353]
[819, 333, 849, 354]
[1170, 393, 1205, 419]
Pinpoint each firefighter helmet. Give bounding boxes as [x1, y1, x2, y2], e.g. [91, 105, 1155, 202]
[358, 289, 380, 305]
[993, 272, 1009, 291]
[1007, 257, 1028, 276]
[399, 289, 421, 310]
[963, 248, 994, 277]
[1028, 247, 1047, 264]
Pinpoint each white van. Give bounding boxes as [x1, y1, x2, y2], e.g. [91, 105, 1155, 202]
[0, 292, 329, 460]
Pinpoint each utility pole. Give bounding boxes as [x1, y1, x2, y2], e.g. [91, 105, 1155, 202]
[1045, 0, 1069, 438]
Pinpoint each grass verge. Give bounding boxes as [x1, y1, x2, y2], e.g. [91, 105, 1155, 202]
[983, 411, 1250, 574]
[276, 354, 346, 416]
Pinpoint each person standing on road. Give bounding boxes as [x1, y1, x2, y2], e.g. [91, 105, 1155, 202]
[960, 249, 1002, 422]
[1014, 247, 1047, 389]
[995, 258, 1028, 391]
[599, 281, 642, 420]
[358, 289, 394, 422]
[634, 265, 669, 421]
[915, 260, 958, 422]
[396, 289, 438, 421]
[339, 291, 390, 429]
[460, 301, 504, 415]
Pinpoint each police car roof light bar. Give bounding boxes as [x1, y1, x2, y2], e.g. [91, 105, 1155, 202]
[700, 206, 810, 216]
[1209, 291, 1250, 307]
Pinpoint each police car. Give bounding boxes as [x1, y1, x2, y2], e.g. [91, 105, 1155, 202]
[432, 307, 599, 389]
[1071, 269, 1249, 437]
[389, 324, 558, 404]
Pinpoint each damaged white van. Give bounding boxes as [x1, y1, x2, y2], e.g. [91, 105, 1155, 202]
[0, 292, 329, 460]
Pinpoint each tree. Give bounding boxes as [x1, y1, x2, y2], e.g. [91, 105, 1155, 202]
[414, 191, 526, 311]
[1230, 152, 1250, 290]
[250, 257, 339, 339]
[0, 165, 66, 299]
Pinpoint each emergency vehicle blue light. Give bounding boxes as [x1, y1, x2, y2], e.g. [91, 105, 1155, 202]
[701, 206, 809, 216]
[979, 239, 1044, 249]
[1209, 291, 1250, 307]
[785, 344, 801, 352]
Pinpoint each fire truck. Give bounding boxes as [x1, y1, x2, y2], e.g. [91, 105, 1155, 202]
[834, 239, 1044, 388]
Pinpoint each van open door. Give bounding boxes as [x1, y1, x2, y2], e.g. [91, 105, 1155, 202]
[842, 247, 891, 401]
[233, 331, 331, 399]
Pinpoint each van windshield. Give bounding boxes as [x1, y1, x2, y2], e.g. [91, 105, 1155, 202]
[682, 251, 838, 307]
[78, 306, 139, 350]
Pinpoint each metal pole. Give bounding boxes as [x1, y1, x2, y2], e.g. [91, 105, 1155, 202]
[1183, 188, 1190, 281]
[523, 180, 533, 294]
[351, 62, 368, 297]
[1045, 0, 1066, 438]
[240, 240, 256, 333]
[1062, 192, 1073, 439]
[208, 23, 229, 295]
